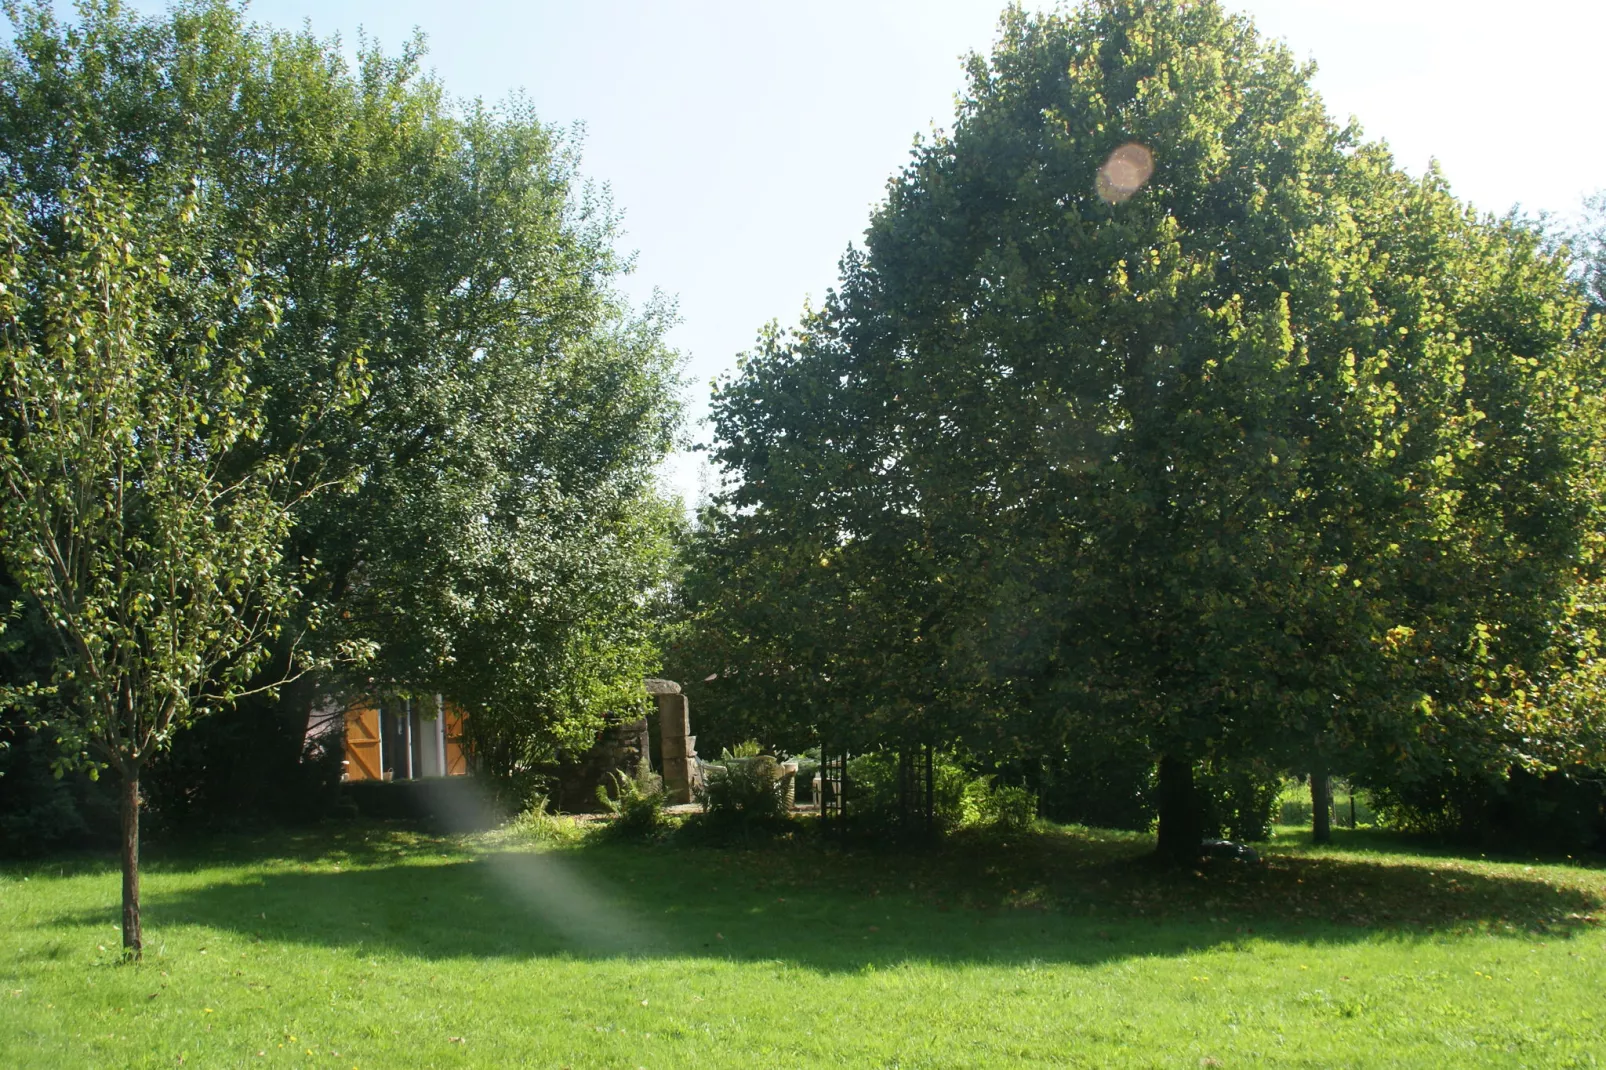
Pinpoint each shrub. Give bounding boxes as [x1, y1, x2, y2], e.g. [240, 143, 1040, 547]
[983, 785, 1039, 834]
[1367, 766, 1606, 851]
[596, 763, 667, 839]
[141, 689, 347, 830]
[0, 727, 118, 856]
[844, 750, 1037, 839]
[701, 754, 788, 823]
[1027, 742, 1155, 832]
[506, 796, 583, 844]
[1198, 760, 1281, 843]
[789, 751, 820, 804]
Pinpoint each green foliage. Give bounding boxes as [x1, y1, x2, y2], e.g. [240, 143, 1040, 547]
[597, 764, 667, 840]
[140, 688, 348, 831]
[1197, 760, 1281, 843]
[680, 0, 1606, 854]
[505, 796, 584, 845]
[0, 175, 334, 778]
[845, 751, 1037, 837]
[1367, 766, 1606, 851]
[0, 727, 118, 855]
[0, 165, 364, 952]
[700, 754, 788, 824]
[1028, 741, 1156, 833]
[719, 740, 764, 760]
[0, 570, 119, 855]
[0, 0, 684, 784]
[981, 784, 1039, 835]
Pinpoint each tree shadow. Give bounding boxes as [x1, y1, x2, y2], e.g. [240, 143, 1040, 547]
[1270, 825, 1606, 868]
[41, 824, 1605, 972]
[1, 820, 466, 880]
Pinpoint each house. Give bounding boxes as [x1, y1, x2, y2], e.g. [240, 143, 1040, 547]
[332, 679, 695, 797]
[341, 694, 469, 781]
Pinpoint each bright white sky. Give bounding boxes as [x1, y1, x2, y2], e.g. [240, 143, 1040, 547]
[116, 1, 1606, 503]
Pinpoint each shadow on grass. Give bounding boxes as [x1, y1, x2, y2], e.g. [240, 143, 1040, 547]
[37, 822, 1605, 972]
[1271, 825, 1606, 869]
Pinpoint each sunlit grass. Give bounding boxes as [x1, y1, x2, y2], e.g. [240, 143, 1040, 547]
[2, 819, 1603, 1067]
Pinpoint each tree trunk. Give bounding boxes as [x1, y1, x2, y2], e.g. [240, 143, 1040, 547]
[1155, 755, 1202, 865]
[119, 769, 142, 958]
[1311, 767, 1332, 845]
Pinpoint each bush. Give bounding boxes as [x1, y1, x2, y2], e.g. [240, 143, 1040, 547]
[341, 778, 506, 832]
[597, 764, 667, 839]
[142, 687, 346, 829]
[1367, 766, 1606, 852]
[1027, 742, 1155, 832]
[506, 796, 583, 845]
[1198, 760, 1281, 842]
[790, 752, 820, 804]
[843, 750, 1036, 839]
[0, 726, 118, 856]
[983, 785, 1039, 834]
[701, 754, 788, 824]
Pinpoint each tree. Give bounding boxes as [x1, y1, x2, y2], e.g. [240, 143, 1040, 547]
[0, 177, 359, 955]
[1572, 191, 1606, 313]
[0, 1, 683, 781]
[691, 0, 1605, 859]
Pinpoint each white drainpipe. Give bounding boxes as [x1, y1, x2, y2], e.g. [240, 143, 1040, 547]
[401, 697, 414, 780]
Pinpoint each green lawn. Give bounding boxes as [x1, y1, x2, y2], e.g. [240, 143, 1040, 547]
[3, 818, 1604, 1068]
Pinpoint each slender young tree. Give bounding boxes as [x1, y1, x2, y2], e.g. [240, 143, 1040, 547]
[0, 178, 361, 955]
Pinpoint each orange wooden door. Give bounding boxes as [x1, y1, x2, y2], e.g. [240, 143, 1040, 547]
[344, 701, 383, 781]
[444, 704, 469, 776]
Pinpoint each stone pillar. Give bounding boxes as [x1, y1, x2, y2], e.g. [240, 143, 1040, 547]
[646, 678, 695, 804]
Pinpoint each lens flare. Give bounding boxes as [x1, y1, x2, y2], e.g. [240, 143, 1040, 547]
[1096, 142, 1154, 204]
[431, 778, 663, 955]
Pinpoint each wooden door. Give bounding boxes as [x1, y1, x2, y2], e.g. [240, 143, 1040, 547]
[444, 704, 469, 776]
[344, 701, 383, 781]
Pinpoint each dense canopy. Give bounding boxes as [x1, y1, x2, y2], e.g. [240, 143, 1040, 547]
[672, 0, 1606, 856]
[0, 0, 685, 772]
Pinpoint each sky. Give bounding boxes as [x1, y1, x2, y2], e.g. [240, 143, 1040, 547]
[107, 1, 1606, 504]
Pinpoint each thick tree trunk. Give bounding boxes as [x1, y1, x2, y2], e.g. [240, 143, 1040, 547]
[1311, 768, 1332, 845]
[120, 769, 142, 959]
[1155, 755, 1202, 865]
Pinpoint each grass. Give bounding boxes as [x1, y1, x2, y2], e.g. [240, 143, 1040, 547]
[2, 817, 1604, 1068]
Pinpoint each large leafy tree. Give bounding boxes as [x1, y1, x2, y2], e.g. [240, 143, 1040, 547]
[0, 1, 683, 777]
[688, 0, 1605, 858]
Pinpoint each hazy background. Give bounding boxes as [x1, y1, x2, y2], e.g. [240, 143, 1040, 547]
[102, 1, 1606, 504]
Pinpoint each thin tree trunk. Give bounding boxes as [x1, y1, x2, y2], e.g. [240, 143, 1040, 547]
[1311, 767, 1332, 845]
[119, 768, 142, 958]
[1156, 755, 1202, 864]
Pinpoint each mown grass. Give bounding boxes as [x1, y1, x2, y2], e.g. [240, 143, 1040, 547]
[2, 817, 1604, 1068]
